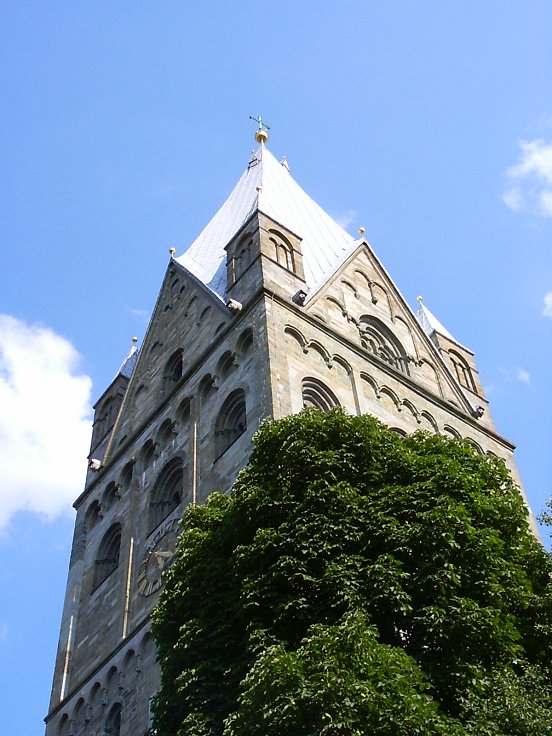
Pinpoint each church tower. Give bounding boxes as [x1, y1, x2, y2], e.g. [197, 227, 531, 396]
[44, 128, 530, 736]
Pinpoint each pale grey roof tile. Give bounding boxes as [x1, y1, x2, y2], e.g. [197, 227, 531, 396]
[176, 146, 355, 298]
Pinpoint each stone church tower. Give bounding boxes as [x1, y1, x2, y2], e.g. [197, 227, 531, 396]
[44, 129, 529, 735]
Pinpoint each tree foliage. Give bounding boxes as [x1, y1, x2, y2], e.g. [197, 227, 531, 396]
[150, 411, 552, 736]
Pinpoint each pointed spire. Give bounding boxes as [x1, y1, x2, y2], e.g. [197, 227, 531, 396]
[176, 145, 355, 299]
[117, 337, 139, 379]
[416, 297, 460, 344]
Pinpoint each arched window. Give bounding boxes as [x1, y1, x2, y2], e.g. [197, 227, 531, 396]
[104, 702, 122, 736]
[301, 377, 340, 412]
[448, 350, 476, 391]
[217, 350, 238, 379]
[122, 649, 137, 682]
[236, 327, 253, 356]
[93, 523, 122, 591]
[229, 233, 254, 285]
[98, 396, 119, 434]
[102, 481, 120, 511]
[199, 373, 217, 401]
[57, 713, 70, 736]
[89, 682, 102, 709]
[162, 349, 183, 396]
[238, 238, 252, 270]
[215, 389, 247, 458]
[177, 396, 191, 425]
[140, 439, 158, 473]
[358, 316, 409, 375]
[269, 229, 295, 273]
[119, 461, 134, 493]
[157, 418, 177, 448]
[148, 458, 184, 533]
[85, 500, 102, 531]
[72, 698, 85, 724]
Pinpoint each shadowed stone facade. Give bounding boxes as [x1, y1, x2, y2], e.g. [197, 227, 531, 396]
[45, 140, 531, 736]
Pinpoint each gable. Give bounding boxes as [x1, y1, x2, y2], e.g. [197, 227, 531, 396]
[304, 242, 478, 416]
[102, 260, 232, 462]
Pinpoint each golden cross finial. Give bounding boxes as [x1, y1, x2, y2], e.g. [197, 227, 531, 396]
[250, 115, 270, 144]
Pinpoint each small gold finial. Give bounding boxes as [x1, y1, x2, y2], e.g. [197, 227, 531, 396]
[169, 247, 176, 256]
[255, 128, 269, 145]
[132, 336, 138, 343]
[358, 226, 365, 235]
[250, 114, 270, 145]
[417, 295, 423, 303]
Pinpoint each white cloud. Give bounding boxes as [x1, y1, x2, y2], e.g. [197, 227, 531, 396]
[543, 291, 552, 317]
[539, 190, 552, 217]
[502, 187, 523, 212]
[503, 138, 552, 217]
[516, 368, 531, 386]
[0, 316, 93, 532]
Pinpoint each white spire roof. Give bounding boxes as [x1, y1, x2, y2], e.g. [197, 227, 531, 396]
[117, 343, 139, 379]
[176, 145, 356, 298]
[417, 301, 468, 349]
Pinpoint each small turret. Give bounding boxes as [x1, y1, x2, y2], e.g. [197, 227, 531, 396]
[87, 339, 140, 474]
[416, 298, 492, 425]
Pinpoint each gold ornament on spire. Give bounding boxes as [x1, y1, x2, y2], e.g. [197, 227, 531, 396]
[169, 247, 176, 256]
[250, 114, 270, 144]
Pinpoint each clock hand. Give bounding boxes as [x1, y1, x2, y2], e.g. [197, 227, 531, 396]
[153, 550, 174, 569]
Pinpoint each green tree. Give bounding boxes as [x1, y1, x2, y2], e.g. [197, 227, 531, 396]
[150, 411, 552, 736]
[539, 497, 552, 531]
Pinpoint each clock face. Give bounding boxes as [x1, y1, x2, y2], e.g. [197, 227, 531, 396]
[137, 518, 180, 597]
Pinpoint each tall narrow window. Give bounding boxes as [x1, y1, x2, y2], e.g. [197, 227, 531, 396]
[301, 377, 340, 412]
[237, 327, 254, 356]
[162, 349, 183, 396]
[85, 500, 102, 532]
[93, 523, 122, 591]
[199, 373, 218, 401]
[228, 233, 254, 285]
[148, 458, 184, 533]
[269, 229, 295, 273]
[449, 350, 476, 391]
[215, 389, 247, 458]
[104, 702, 122, 736]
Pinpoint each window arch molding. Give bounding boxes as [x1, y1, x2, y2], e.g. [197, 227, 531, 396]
[214, 389, 247, 459]
[92, 522, 122, 592]
[448, 349, 476, 391]
[162, 349, 183, 396]
[269, 228, 295, 273]
[148, 457, 185, 533]
[301, 377, 340, 412]
[102, 481, 120, 510]
[358, 315, 409, 375]
[236, 326, 254, 356]
[57, 713, 70, 736]
[85, 499, 102, 531]
[104, 701, 122, 736]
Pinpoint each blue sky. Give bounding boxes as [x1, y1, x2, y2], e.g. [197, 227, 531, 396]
[1, 3, 551, 734]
